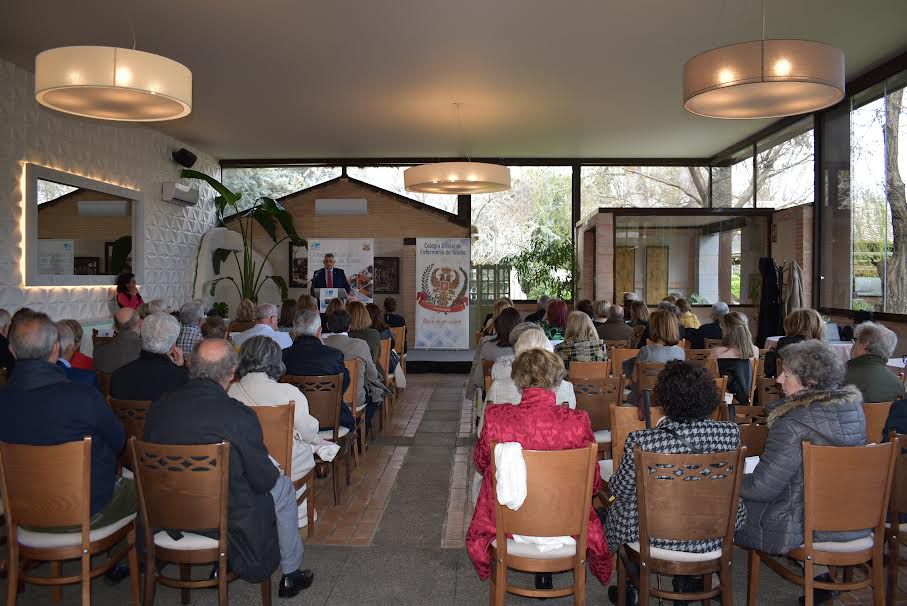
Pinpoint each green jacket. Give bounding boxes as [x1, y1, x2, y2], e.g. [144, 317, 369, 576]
[844, 354, 905, 404]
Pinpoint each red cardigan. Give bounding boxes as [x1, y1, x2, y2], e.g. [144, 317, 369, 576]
[117, 292, 143, 310]
[466, 387, 612, 584]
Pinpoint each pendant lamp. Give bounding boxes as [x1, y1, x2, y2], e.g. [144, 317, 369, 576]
[35, 46, 192, 121]
[404, 104, 510, 194]
[682, 2, 844, 119]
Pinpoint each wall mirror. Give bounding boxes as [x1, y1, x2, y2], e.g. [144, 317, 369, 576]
[25, 163, 143, 286]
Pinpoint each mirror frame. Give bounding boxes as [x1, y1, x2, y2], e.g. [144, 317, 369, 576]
[24, 163, 144, 286]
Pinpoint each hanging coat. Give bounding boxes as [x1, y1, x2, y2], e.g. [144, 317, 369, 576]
[782, 260, 805, 316]
[756, 257, 782, 347]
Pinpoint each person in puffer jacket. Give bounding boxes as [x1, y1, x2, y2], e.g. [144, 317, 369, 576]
[736, 340, 867, 554]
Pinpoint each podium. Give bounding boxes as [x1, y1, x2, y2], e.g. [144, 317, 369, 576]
[314, 287, 347, 312]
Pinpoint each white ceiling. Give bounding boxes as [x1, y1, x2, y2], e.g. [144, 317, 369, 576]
[2, 0, 905, 161]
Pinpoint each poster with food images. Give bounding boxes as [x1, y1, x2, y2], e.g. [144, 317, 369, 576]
[308, 239, 374, 303]
[415, 238, 470, 349]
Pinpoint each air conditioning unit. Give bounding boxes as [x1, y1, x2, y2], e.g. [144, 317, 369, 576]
[162, 182, 199, 206]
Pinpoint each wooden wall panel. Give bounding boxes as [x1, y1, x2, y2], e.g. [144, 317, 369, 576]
[645, 246, 669, 303]
[615, 246, 636, 298]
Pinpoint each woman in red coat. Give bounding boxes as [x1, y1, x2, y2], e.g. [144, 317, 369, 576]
[466, 348, 612, 586]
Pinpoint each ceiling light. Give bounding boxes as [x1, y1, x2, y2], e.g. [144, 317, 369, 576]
[405, 103, 511, 194]
[35, 46, 192, 121]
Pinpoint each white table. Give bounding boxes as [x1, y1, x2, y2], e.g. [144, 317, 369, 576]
[764, 336, 852, 366]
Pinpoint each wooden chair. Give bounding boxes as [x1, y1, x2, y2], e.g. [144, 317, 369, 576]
[0, 367, 7, 386]
[130, 439, 271, 606]
[573, 377, 623, 459]
[252, 403, 317, 538]
[756, 376, 784, 407]
[568, 360, 611, 380]
[610, 404, 665, 474]
[488, 443, 598, 605]
[714, 376, 729, 404]
[863, 402, 894, 444]
[733, 405, 768, 425]
[0, 437, 140, 605]
[283, 373, 352, 505]
[636, 362, 666, 427]
[739, 424, 769, 456]
[390, 325, 406, 373]
[604, 338, 633, 350]
[678, 338, 690, 350]
[91, 328, 115, 350]
[745, 441, 897, 606]
[484, 376, 492, 394]
[746, 357, 759, 405]
[96, 370, 112, 398]
[108, 397, 151, 474]
[704, 338, 723, 349]
[886, 432, 907, 606]
[684, 349, 719, 378]
[618, 446, 746, 606]
[610, 348, 640, 378]
[475, 330, 485, 346]
[754, 356, 766, 380]
[227, 320, 256, 333]
[343, 358, 365, 463]
[379, 338, 396, 425]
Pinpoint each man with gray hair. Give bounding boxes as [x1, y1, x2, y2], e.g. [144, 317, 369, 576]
[144, 339, 315, 596]
[0, 308, 13, 372]
[596, 304, 636, 342]
[525, 295, 550, 324]
[55, 321, 98, 386]
[176, 300, 206, 353]
[94, 307, 143, 374]
[845, 321, 905, 403]
[233, 302, 293, 349]
[110, 312, 188, 401]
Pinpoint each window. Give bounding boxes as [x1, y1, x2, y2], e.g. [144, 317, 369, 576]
[756, 118, 815, 209]
[471, 166, 573, 300]
[221, 166, 341, 212]
[346, 166, 458, 213]
[580, 166, 709, 218]
[711, 147, 755, 208]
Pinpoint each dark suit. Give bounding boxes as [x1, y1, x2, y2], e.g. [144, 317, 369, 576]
[110, 350, 189, 401]
[311, 267, 350, 294]
[525, 310, 545, 324]
[93, 330, 142, 374]
[282, 335, 354, 431]
[57, 359, 99, 387]
[144, 378, 280, 582]
[595, 319, 636, 342]
[693, 321, 723, 348]
[0, 333, 14, 373]
[384, 313, 405, 328]
[0, 360, 124, 515]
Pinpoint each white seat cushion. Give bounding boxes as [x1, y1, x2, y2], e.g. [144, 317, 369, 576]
[491, 538, 577, 559]
[318, 426, 350, 440]
[599, 459, 615, 482]
[120, 467, 134, 480]
[885, 522, 907, 532]
[17, 514, 136, 548]
[153, 531, 219, 550]
[594, 429, 612, 443]
[807, 535, 874, 553]
[626, 542, 722, 563]
[355, 404, 367, 413]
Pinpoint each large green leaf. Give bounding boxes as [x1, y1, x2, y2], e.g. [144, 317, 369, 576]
[211, 248, 232, 275]
[261, 275, 289, 301]
[259, 197, 304, 245]
[250, 207, 278, 242]
[209, 276, 240, 297]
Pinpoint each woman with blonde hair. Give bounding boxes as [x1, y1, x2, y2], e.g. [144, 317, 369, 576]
[628, 300, 650, 347]
[296, 293, 318, 313]
[623, 308, 686, 403]
[676, 298, 701, 329]
[348, 300, 381, 369]
[554, 311, 607, 369]
[712, 311, 759, 359]
[592, 299, 610, 324]
[764, 308, 824, 377]
[482, 297, 514, 336]
[235, 298, 256, 323]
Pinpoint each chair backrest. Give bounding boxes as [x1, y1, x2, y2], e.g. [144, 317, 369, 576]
[714, 376, 729, 401]
[390, 326, 406, 355]
[678, 338, 690, 350]
[282, 374, 343, 439]
[251, 402, 295, 478]
[637, 362, 666, 393]
[604, 338, 633, 350]
[889, 433, 907, 526]
[0, 367, 7, 386]
[573, 377, 623, 432]
[475, 330, 484, 346]
[635, 446, 745, 550]
[0, 437, 91, 530]
[704, 338, 723, 349]
[733, 405, 767, 424]
[491, 443, 597, 540]
[227, 320, 255, 333]
[684, 352, 719, 378]
[484, 376, 492, 394]
[610, 404, 665, 468]
[92, 328, 115, 349]
[568, 360, 611, 380]
[96, 370, 112, 398]
[803, 441, 896, 541]
[482, 359, 495, 378]
[754, 357, 766, 380]
[108, 397, 152, 443]
[739, 424, 769, 456]
[378, 338, 392, 376]
[757, 376, 784, 407]
[863, 402, 894, 444]
[131, 438, 229, 536]
[343, 359, 359, 406]
[610, 348, 640, 378]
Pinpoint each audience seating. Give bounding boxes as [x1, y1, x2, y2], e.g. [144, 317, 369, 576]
[96, 370, 112, 398]
[745, 441, 897, 606]
[0, 367, 7, 386]
[610, 405, 666, 475]
[0, 437, 140, 605]
[863, 402, 894, 444]
[91, 328, 115, 350]
[342, 358, 365, 463]
[604, 338, 633, 350]
[379, 338, 396, 424]
[732, 405, 768, 425]
[609, 348, 639, 378]
[107, 397, 151, 475]
[488, 443, 598, 605]
[685, 349, 719, 378]
[283, 373, 352, 505]
[226, 320, 255, 333]
[484, 376, 492, 394]
[618, 446, 746, 606]
[130, 438, 271, 606]
[573, 377, 623, 459]
[714, 376, 729, 405]
[567, 360, 611, 380]
[390, 325, 406, 373]
[636, 362, 665, 426]
[756, 377, 784, 407]
[739, 424, 769, 456]
[475, 330, 485, 346]
[704, 338, 723, 349]
[886, 432, 907, 606]
[251, 402, 316, 538]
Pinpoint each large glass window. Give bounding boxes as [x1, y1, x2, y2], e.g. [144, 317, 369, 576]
[756, 118, 815, 209]
[711, 147, 755, 208]
[346, 166, 458, 213]
[221, 166, 341, 212]
[580, 166, 709, 219]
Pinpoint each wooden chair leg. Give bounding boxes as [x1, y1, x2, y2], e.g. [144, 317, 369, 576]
[81, 549, 91, 605]
[260, 578, 271, 606]
[702, 571, 712, 606]
[127, 530, 140, 606]
[143, 551, 157, 606]
[873, 541, 885, 606]
[6, 541, 18, 606]
[350, 429, 360, 468]
[638, 558, 649, 605]
[218, 555, 228, 606]
[306, 472, 316, 538]
[720, 556, 733, 606]
[51, 560, 62, 602]
[358, 415, 367, 462]
[574, 557, 587, 606]
[494, 560, 506, 606]
[888, 533, 900, 606]
[331, 459, 340, 505]
[180, 563, 191, 604]
[345, 438, 353, 486]
[803, 555, 815, 606]
[617, 553, 627, 606]
[746, 550, 761, 606]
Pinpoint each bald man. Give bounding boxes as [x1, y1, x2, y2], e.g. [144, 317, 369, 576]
[94, 308, 143, 374]
[144, 339, 315, 597]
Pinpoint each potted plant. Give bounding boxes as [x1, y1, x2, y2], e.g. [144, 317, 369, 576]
[181, 169, 304, 302]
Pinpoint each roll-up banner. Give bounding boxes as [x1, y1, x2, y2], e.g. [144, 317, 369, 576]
[415, 238, 471, 349]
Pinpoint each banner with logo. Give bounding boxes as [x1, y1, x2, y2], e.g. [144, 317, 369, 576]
[415, 238, 471, 349]
[308, 239, 374, 303]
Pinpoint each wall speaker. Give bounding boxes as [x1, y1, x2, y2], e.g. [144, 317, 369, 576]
[171, 148, 197, 168]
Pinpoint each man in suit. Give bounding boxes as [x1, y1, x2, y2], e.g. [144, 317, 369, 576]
[111, 313, 189, 401]
[94, 308, 143, 374]
[143, 339, 314, 596]
[596, 304, 636, 342]
[55, 321, 98, 387]
[311, 253, 351, 296]
[282, 310, 355, 432]
[693, 301, 728, 348]
[525, 295, 550, 324]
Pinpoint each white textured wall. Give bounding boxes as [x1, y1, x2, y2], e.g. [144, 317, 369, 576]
[0, 58, 219, 322]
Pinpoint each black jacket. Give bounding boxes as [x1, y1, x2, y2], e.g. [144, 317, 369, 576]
[762, 335, 805, 378]
[525, 309, 545, 324]
[0, 333, 14, 372]
[283, 335, 354, 430]
[384, 313, 405, 328]
[0, 359, 125, 515]
[311, 267, 350, 294]
[143, 378, 280, 582]
[110, 350, 189, 401]
[693, 321, 722, 349]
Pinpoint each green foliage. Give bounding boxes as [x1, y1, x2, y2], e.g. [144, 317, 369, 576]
[731, 274, 741, 300]
[181, 169, 305, 302]
[209, 301, 229, 318]
[504, 234, 573, 300]
[688, 292, 710, 305]
[851, 298, 877, 312]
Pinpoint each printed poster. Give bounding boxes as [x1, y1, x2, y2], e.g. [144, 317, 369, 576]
[308, 239, 374, 303]
[415, 238, 470, 349]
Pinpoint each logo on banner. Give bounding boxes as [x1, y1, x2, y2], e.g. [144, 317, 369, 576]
[417, 264, 469, 312]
